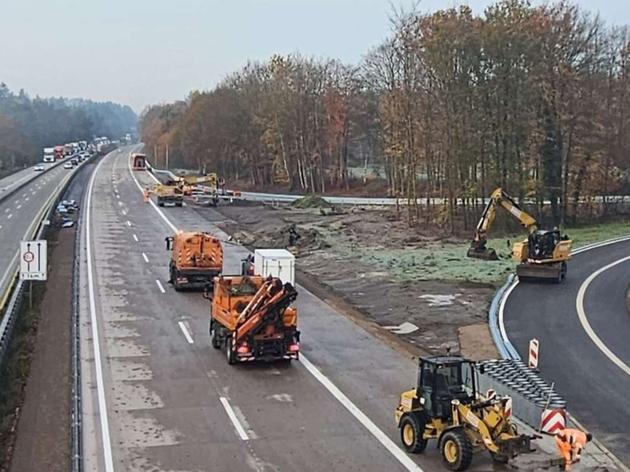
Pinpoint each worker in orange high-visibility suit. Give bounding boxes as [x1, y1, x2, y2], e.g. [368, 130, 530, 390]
[555, 428, 592, 471]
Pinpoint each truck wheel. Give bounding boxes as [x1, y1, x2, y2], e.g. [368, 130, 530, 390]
[226, 336, 237, 365]
[210, 321, 221, 349]
[441, 429, 473, 471]
[399, 413, 427, 453]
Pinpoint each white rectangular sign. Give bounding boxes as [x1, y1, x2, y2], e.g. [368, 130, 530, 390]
[20, 240, 47, 281]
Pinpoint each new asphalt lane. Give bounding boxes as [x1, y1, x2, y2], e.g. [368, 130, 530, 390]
[504, 239, 630, 465]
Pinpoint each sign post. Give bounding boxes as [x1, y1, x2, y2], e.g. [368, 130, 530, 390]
[20, 240, 48, 282]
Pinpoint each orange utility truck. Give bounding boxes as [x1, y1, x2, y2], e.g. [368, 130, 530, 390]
[165, 231, 223, 290]
[209, 275, 299, 364]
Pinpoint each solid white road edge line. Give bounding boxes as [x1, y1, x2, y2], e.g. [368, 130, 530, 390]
[142, 252, 149, 263]
[156, 279, 166, 293]
[126, 149, 424, 471]
[576, 255, 630, 377]
[500, 234, 630, 354]
[299, 354, 424, 472]
[219, 397, 249, 441]
[178, 321, 194, 344]
[126, 152, 178, 234]
[86, 155, 116, 472]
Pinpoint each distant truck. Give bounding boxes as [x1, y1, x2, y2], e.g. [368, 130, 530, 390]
[165, 231, 223, 290]
[154, 181, 184, 207]
[43, 147, 55, 163]
[64, 143, 74, 156]
[54, 146, 65, 160]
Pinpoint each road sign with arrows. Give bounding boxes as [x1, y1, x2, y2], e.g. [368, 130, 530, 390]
[20, 240, 47, 281]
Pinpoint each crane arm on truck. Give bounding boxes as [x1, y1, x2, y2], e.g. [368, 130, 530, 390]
[234, 278, 297, 344]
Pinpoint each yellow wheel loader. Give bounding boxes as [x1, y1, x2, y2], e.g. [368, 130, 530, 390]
[468, 188, 571, 282]
[395, 356, 535, 471]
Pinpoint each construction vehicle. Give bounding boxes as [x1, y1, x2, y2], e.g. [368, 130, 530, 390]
[131, 153, 146, 170]
[176, 173, 220, 205]
[165, 231, 223, 291]
[395, 355, 535, 471]
[153, 180, 184, 207]
[467, 188, 572, 282]
[207, 275, 299, 364]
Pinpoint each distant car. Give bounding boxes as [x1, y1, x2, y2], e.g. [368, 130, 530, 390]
[63, 162, 73, 169]
[62, 199, 76, 207]
[56, 204, 68, 214]
[34, 164, 45, 171]
[70, 158, 79, 166]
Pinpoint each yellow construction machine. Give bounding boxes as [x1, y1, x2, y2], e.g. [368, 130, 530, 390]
[467, 188, 571, 282]
[395, 356, 535, 471]
[176, 173, 220, 206]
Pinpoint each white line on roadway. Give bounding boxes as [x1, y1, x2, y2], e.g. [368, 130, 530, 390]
[177, 321, 194, 344]
[300, 355, 424, 471]
[25, 197, 29, 201]
[126, 220, 131, 227]
[86, 155, 116, 472]
[142, 252, 149, 263]
[219, 397, 249, 441]
[126, 149, 424, 472]
[132, 234, 139, 242]
[3, 208, 8, 213]
[576, 255, 630, 377]
[7, 214, 12, 219]
[155, 279, 166, 293]
[122, 210, 127, 216]
[16, 204, 21, 210]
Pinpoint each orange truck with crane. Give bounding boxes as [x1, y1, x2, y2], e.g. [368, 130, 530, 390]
[165, 231, 223, 290]
[208, 249, 299, 364]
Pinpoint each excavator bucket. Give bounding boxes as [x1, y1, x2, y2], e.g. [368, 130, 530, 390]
[467, 245, 499, 261]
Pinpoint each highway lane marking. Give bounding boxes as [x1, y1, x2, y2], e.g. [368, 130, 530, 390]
[16, 204, 21, 210]
[85, 155, 116, 472]
[142, 252, 149, 263]
[177, 321, 194, 344]
[7, 214, 12, 219]
[132, 234, 139, 242]
[4, 208, 8, 213]
[300, 355, 424, 471]
[25, 197, 29, 201]
[126, 220, 131, 227]
[126, 150, 424, 471]
[219, 397, 249, 441]
[156, 279, 166, 293]
[117, 201, 123, 206]
[122, 210, 127, 216]
[576, 255, 630, 377]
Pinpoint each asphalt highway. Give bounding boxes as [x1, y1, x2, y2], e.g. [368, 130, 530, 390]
[504, 239, 630, 465]
[0, 161, 75, 301]
[78, 149, 520, 471]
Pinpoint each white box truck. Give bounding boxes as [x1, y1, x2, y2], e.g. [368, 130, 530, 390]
[43, 147, 55, 163]
[253, 249, 295, 285]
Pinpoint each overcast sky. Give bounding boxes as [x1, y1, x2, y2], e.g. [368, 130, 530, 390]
[1, 0, 628, 113]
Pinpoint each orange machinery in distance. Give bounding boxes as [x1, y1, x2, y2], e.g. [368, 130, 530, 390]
[208, 275, 299, 364]
[131, 153, 147, 170]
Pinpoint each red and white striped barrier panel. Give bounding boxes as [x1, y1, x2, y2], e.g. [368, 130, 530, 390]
[541, 408, 566, 434]
[529, 338, 539, 369]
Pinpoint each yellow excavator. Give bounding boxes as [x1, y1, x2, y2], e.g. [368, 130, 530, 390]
[396, 355, 535, 470]
[467, 188, 571, 282]
[176, 173, 220, 206]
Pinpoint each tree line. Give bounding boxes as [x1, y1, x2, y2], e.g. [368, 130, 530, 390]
[140, 0, 630, 228]
[0, 83, 137, 173]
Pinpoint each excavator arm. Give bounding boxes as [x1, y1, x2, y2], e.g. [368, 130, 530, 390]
[468, 188, 538, 260]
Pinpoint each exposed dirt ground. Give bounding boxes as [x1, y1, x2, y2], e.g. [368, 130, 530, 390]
[214, 201, 498, 358]
[8, 228, 74, 472]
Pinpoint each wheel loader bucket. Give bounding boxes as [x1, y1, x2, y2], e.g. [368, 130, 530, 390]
[467, 246, 499, 261]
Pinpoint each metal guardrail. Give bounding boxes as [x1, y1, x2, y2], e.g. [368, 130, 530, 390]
[71, 190, 83, 472]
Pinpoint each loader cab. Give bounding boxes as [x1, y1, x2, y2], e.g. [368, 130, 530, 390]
[417, 356, 477, 420]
